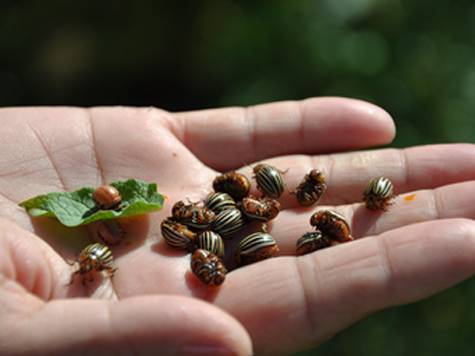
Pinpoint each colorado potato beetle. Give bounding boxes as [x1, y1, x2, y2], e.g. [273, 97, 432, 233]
[310, 210, 353, 242]
[70, 243, 115, 285]
[296, 230, 331, 255]
[253, 164, 286, 199]
[97, 221, 125, 246]
[212, 172, 251, 201]
[172, 200, 216, 229]
[294, 169, 327, 206]
[93, 185, 122, 210]
[211, 208, 245, 238]
[237, 232, 279, 265]
[204, 192, 236, 214]
[240, 195, 281, 221]
[196, 231, 225, 257]
[190, 249, 227, 287]
[363, 176, 395, 211]
[161, 218, 197, 250]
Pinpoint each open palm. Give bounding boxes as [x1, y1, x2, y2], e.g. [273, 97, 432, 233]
[1, 98, 475, 355]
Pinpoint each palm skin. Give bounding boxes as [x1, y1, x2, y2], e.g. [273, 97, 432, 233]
[1, 98, 475, 355]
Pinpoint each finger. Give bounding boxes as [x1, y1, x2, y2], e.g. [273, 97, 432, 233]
[171, 97, 395, 171]
[216, 218, 475, 354]
[0, 293, 252, 356]
[0, 217, 115, 300]
[239, 143, 475, 208]
[0, 217, 70, 300]
[271, 180, 475, 254]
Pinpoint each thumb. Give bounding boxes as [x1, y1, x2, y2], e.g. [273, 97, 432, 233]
[2, 293, 252, 355]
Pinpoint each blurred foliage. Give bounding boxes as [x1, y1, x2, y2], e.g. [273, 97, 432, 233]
[1, 0, 475, 354]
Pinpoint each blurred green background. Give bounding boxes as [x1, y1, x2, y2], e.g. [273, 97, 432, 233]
[1, 0, 475, 354]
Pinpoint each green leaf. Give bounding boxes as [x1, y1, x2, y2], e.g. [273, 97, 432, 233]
[19, 179, 165, 227]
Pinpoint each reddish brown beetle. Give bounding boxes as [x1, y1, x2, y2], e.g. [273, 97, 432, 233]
[69, 243, 116, 285]
[296, 230, 331, 255]
[293, 169, 327, 206]
[204, 192, 236, 214]
[213, 172, 251, 201]
[161, 218, 197, 251]
[97, 221, 125, 246]
[236, 232, 280, 266]
[211, 208, 245, 238]
[310, 210, 353, 243]
[253, 164, 286, 199]
[196, 231, 225, 258]
[93, 185, 122, 210]
[172, 200, 216, 229]
[240, 195, 281, 222]
[190, 249, 227, 286]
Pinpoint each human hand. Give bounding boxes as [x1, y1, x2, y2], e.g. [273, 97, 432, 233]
[1, 98, 475, 355]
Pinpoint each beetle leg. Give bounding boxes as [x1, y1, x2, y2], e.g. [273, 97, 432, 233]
[261, 223, 268, 233]
[105, 267, 117, 278]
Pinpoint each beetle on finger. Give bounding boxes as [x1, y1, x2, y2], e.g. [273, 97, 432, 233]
[363, 176, 395, 211]
[253, 164, 286, 199]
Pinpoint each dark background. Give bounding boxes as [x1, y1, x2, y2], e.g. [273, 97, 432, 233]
[2, 1, 475, 355]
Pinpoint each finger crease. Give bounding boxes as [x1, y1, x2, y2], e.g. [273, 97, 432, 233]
[376, 236, 397, 307]
[432, 188, 444, 220]
[399, 149, 411, 192]
[0, 191, 19, 206]
[297, 101, 308, 152]
[319, 153, 338, 202]
[27, 123, 68, 191]
[295, 257, 319, 342]
[84, 109, 106, 186]
[105, 303, 139, 356]
[244, 106, 258, 162]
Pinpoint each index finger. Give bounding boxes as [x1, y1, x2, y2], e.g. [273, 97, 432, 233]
[171, 97, 395, 171]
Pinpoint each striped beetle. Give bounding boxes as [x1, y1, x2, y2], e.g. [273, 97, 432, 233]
[211, 208, 245, 238]
[213, 172, 251, 201]
[204, 192, 236, 214]
[93, 185, 122, 210]
[310, 210, 353, 243]
[237, 232, 279, 265]
[190, 249, 227, 286]
[296, 230, 331, 255]
[69, 243, 116, 285]
[172, 200, 216, 229]
[161, 218, 197, 251]
[196, 231, 225, 257]
[293, 169, 327, 206]
[240, 195, 281, 221]
[253, 164, 286, 199]
[363, 176, 395, 211]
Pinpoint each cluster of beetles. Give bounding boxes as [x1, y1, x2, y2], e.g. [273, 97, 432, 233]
[69, 165, 396, 287]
